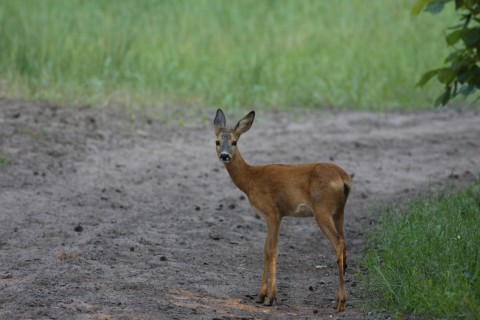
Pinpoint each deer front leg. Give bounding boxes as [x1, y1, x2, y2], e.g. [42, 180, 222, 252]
[257, 218, 281, 306]
[257, 251, 269, 304]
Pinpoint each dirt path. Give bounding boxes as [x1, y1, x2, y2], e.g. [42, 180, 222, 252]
[1, 99, 479, 319]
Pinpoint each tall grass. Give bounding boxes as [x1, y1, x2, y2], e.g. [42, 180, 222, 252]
[0, 0, 461, 111]
[362, 181, 480, 319]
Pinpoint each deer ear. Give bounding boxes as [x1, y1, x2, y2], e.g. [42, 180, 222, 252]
[214, 109, 226, 133]
[234, 111, 255, 135]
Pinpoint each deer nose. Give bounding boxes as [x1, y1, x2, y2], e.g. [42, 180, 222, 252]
[219, 152, 231, 162]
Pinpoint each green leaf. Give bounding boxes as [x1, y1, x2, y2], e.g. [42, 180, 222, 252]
[458, 83, 474, 95]
[416, 69, 440, 87]
[437, 68, 456, 84]
[461, 28, 480, 46]
[445, 50, 462, 63]
[411, 0, 432, 15]
[425, 0, 447, 14]
[446, 30, 462, 46]
[457, 69, 470, 83]
[434, 88, 451, 107]
[447, 23, 464, 30]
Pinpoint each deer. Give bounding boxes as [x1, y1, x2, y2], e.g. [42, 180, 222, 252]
[213, 109, 352, 312]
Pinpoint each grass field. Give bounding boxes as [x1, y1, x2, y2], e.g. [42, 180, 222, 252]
[361, 181, 480, 319]
[0, 0, 461, 112]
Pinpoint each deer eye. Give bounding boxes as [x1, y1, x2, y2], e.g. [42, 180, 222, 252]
[215, 140, 220, 146]
[232, 141, 237, 146]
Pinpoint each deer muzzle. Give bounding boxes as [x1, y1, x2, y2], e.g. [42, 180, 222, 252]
[219, 152, 231, 163]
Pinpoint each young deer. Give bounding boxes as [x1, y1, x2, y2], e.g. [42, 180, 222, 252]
[213, 109, 352, 312]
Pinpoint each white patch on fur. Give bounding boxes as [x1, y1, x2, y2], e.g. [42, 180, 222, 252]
[291, 203, 314, 217]
[330, 179, 344, 191]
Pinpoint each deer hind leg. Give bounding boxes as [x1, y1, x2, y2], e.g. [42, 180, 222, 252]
[313, 205, 347, 312]
[334, 206, 347, 277]
[257, 217, 281, 306]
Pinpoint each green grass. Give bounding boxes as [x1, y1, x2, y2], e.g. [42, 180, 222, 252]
[0, 153, 12, 166]
[361, 181, 480, 319]
[0, 0, 465, 112]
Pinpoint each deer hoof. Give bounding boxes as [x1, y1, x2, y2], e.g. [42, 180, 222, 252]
[256, 293, 266, 304]
[335, 298, 346, 312]
[264, 296, 276, 306]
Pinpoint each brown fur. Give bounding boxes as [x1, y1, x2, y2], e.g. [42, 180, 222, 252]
[214, 109, 352, 312]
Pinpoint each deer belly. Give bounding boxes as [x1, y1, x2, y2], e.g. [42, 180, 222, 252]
[250, 203, 314, 218]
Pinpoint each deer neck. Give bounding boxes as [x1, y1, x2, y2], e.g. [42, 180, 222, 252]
[224, 150, 251, 196]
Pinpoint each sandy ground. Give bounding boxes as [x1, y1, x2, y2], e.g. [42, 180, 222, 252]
[0, 98, 479, 319]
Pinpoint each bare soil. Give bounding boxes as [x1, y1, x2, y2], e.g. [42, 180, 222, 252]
[1, 98, 479, 319]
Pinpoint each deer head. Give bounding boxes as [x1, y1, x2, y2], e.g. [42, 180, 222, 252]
[213, 109, 255, 164]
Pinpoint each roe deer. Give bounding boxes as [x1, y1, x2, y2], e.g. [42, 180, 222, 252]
[213, 109, 352, 312]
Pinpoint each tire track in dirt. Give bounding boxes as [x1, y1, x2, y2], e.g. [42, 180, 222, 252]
[1, 100, 479, 319]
